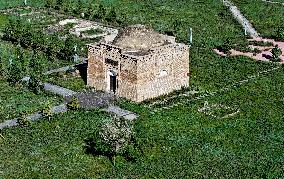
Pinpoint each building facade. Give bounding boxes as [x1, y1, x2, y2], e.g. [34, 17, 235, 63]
[87, 25, 189, 102]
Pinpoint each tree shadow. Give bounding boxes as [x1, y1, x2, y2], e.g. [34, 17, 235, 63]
[84, 137, 115, 165]
[83, 136, 145, 164]
[262, 53, 272, 60]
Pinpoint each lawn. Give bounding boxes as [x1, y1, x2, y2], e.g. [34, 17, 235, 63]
[0, 0, 284, 178]
[44, 72, 86, 91]
[231, 0, 284, 38]
[0, 79, 63, 123]
[0, 0, 45, 9]
[0, 62, 283, 178]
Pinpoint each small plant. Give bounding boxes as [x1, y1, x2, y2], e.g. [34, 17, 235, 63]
[271, 45, 282, 62]
[17, 112, 31, 127]
[41, 103, 53, 120]
[252, 48, 261, 56]
[82, 28, 104, 35]
[67, 96, 80, 110]
[218, 37, 233, 55]
[249, 41, 273, 47]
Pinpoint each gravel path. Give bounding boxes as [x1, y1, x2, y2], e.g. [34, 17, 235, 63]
[104, 106, 139, 121]
[64, 91, 115, 109]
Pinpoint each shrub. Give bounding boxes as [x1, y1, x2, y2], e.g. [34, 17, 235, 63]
[218, 37, 233, 55]
[28, 75, 43, 94]
[67, 96, 80, 110]
[252, 48, 261, 56]
[96, 4, 106, 19]
[271, 45, 282, 62]
[105, 7, 117, 23]
[85, 115, 141, 165]
[7, 61, 23, 85]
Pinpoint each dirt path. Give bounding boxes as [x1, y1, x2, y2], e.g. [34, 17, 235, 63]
[214, 37, 284, 63]
[223, 0, 259, 37]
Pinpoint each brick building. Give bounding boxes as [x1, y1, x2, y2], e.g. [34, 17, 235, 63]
[87, 25, 189, 102]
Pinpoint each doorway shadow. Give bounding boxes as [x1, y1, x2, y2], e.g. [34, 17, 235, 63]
[75, 61, 88, 84]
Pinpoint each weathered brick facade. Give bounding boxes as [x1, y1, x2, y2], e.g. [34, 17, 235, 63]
[87, 25, 189, 102]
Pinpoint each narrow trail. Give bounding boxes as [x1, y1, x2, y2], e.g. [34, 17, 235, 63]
[223, 0, 260, 37]
[261, 0, 284, 5]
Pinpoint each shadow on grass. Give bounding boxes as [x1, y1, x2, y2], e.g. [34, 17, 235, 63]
[83, 136, 145, 165]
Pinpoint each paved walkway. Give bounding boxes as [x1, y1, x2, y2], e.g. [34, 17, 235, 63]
[0, 103, 138, 129]
[44, 83, 77, 97]
[104, 106, 138, 121]
[223, 0, 260, 37]
[0, 104, 67, 129]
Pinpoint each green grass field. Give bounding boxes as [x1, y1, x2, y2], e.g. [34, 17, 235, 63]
[0, 0, 45, 9]
[44, 73, 86, 91]
[0, 0, 284, 178]
[0, 62, 283, 178]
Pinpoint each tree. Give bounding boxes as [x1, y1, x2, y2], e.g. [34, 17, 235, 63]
[55, 0, 63, 10]
[219, 37, 234, 55]
[275, 26, 284, 41]
[28, 51, 44, 94]
[271, 45, 282, 62]
[7, 58, 23, 84]
[96, 4, 106, 19]
[105, 7, 117, 23]
[85, 115, 141, 165]
[61, 35, 77, 61]
[45, 0, 53, 8]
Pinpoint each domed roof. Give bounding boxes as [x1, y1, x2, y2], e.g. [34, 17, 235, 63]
[112, 24, 165, 51]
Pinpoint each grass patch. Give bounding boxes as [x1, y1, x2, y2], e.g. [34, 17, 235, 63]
[0, 79, 62, 123]
[0, 65, 283, 178]
[231, 0, 284, 38]
[44, 72, 86, 91]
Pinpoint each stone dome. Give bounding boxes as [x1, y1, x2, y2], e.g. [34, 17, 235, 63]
[112, 24, 165, 51]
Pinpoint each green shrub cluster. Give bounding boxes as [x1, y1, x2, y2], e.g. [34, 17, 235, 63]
[67, 96, 80, 110]
[271, 45, 282, 62]
[85, 115, 142, 165]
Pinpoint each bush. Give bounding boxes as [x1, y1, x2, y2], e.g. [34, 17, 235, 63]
[85, 115, 141, 165]
[105, 7, 117, 23]
[271, 45, 282, 62]
[218, 37, 233, 55]
[67, 96, 80, 110]
[28, 75, 43, 94]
